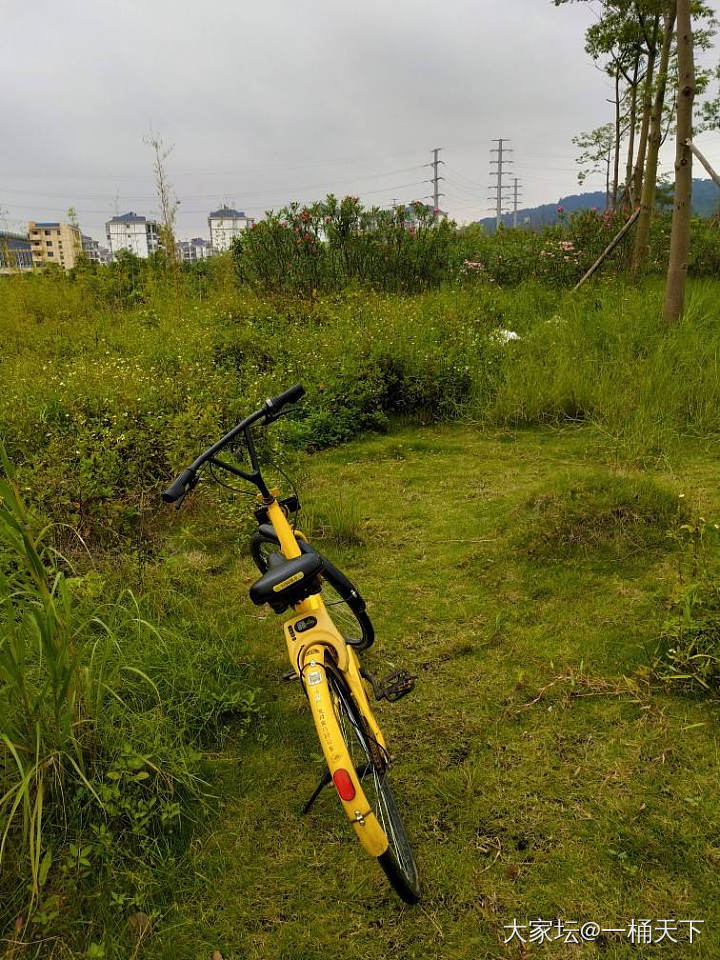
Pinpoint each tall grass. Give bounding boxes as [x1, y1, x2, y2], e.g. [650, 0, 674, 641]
[0, 446, 258, 944]
[489, 278, 720, 460]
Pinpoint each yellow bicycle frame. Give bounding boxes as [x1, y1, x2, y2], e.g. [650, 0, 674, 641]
[264, 496, 390, 858]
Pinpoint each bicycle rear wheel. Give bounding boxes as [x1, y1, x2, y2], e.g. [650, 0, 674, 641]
[326, 668, 420, 904]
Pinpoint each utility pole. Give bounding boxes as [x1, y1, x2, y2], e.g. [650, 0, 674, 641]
[488, 139, 513, 230]
[425, 147, 445, 214]
[512, 177, 522, 228]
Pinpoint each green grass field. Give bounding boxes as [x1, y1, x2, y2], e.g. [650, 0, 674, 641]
[3, 270, 720, 957]
[138, 423, 720, 960]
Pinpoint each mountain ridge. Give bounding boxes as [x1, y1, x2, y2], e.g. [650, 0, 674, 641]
[476, 178, 720, 232]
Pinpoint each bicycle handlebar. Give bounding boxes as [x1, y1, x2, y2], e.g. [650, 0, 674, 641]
[162, 384, 305, 504]
[266, 383, 305, 413]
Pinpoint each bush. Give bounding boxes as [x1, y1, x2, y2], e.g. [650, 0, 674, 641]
[233, 195, 458, 294]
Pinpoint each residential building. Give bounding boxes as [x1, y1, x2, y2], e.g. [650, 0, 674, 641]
[105, 212, 160, 259]
[177, 237, 213, 262]
[27, 221, 82, 270]
[82, 234, 111, 265]
[0, 231, 34, 273]
[208, 206, 255, 252]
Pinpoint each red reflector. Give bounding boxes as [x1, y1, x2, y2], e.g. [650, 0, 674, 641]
[333, 769, 356, 801]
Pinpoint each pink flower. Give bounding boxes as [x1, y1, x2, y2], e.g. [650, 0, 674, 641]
[557, 206, 565, 215]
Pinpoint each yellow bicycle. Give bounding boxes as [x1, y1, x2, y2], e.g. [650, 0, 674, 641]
[163, 385, 421, 903]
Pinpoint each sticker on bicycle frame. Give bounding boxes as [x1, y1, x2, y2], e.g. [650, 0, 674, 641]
[306, 670, 323, 686]
[273, 571, 304, 592]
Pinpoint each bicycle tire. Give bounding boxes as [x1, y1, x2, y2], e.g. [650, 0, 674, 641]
[250, 531, 374, 649]
[326, 667, 420, 904]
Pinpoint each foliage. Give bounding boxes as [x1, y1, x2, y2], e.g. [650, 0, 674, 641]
[2, 252, 720, 552]
[489, 276, 720, 460]
[0, 272, 502, 544]
[232, 194, 457, 294]
[654, 514, 720, 693]
[0, 450, 258, 946]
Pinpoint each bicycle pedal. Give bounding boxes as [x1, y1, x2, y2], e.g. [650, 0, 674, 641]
[281, 669, 299, 683]
[364, 668, 416, 703]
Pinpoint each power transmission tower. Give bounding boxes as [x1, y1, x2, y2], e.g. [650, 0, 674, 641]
[425, 148, 445, 213]
[512, 177, 522, 228]
[488, 139, 513, 230]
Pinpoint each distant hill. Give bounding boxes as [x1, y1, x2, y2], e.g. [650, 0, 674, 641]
[476, 178, 720, 232]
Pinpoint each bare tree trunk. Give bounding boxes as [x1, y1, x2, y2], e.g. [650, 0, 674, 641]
[632, 15, 660, 203]
[606, 147, 612, 210]
[686, 139, 720, 187]
[612, 65, 621, 208]
[633, 2, 676, 273]
[573, 208, 640, 291]
[623, 52, 640, 208]
[663, 0, 696, 328]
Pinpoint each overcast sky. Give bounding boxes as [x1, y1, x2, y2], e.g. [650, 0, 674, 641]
[2, 0, 719, 241]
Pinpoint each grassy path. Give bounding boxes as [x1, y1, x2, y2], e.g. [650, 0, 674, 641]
[148, 425, 720, 960]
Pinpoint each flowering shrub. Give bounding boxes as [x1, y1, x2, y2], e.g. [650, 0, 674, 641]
[458, 208, 638, 286]
[233, 195, 457, 294]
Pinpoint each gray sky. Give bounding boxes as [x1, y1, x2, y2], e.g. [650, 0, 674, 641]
[2, 0, 719, 241]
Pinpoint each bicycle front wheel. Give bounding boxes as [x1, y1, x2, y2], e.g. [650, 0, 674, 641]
[327, 668, 420, 904]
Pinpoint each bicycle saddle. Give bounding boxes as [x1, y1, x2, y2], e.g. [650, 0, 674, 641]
[249, 552, 324, 613]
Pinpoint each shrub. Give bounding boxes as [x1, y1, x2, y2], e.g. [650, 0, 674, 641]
[233, 195, 458, 294]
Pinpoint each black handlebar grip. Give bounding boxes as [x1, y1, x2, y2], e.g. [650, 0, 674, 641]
[266, 384, 305, 413]
[162, 467, 196, 503]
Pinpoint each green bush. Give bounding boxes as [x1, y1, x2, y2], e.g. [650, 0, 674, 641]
[490, 278, 720, 459]
[233, 195, 458, 294]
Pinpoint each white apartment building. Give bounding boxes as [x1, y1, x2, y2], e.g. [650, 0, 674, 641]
[208, 206, 255, 252]
[178, 237, 213, 263]
[82, 234, 111, 265]
[106, 212, 160, 259]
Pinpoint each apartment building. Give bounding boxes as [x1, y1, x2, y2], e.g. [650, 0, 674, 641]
[208, 206, 255, 252]
[82, 234, 111, 265]
[28, 221, 82, 270]
[177, 237, 213, 262]
[0, 232, 34, 273]
[106, 212, 160, 259]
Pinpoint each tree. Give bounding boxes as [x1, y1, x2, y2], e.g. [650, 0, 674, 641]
[633, 2, 676, 271]
[663, 0, 696, 327]
[145, 133, 181, 317]
[572, 124, 616, 207]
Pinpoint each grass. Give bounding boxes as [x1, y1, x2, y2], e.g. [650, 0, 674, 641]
[122, 422, 720, 960]
[3, 266, 720, 955]
[3, 268, 720, 550]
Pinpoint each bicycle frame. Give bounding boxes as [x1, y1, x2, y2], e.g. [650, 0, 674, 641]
[264, 496, 390, 858]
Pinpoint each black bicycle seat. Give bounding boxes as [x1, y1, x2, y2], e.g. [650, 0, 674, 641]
[249, 552, 324, 613]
